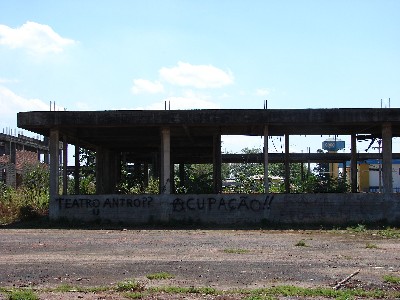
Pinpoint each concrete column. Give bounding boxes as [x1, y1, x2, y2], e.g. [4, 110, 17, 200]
[160, 127, 171, 194]
[351, 134, 357, 193]
[62, 135, 68, 195]
[49, 129, 60, 198]
[382, 123, 393, 193]
[74, 145, 80, 194]
[108, 150, 119, 193]
[263, 125, 269, 193]
[96, 147, 105, 194]
[10, 141, 16, 164]
[284, 134, 290, 193]
[213, 133, 222, 193]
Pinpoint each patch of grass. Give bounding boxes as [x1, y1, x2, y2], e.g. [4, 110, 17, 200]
[378, 227, 400, 239]
[7, 289, 39, 300]
[246, 285, 391, 299]
[365, 242, 378, 249]
[115, 279, 144, 292]
[53, 284, 108, 293]
[294, 240, 307, 247]
[223, 248, 250, 254]
[125, 291, 146, 299]
[146, 272, 174, 280]
[346, 223, 367, 233]
[2, 284, 399, 300]
[54, 284, 76, 292]
[383, 274, 400, 284]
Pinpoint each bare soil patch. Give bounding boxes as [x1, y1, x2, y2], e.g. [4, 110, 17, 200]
[0, 228, 399, 299]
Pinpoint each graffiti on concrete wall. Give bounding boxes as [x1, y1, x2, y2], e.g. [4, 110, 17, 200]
[56, 196, 154, 215]
[55, 194, 274, 216]
[172, 195, 274, 212]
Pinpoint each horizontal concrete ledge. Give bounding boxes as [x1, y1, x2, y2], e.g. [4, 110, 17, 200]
[50, 193, 400, 226]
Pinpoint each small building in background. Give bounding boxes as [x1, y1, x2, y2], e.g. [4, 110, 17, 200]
[358, 159, 400, 193]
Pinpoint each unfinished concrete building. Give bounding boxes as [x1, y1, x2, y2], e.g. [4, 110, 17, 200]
[17, 108, 400, 226]
[0, 132, 49, 188]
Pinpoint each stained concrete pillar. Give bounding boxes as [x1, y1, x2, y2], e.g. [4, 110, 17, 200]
[263, 125, 269, 193]
[62, 135, 68, 195]
[10, 141, 16, 164]
[284, 134, 290, 193]
[96, 148, 120, 194]
[49, 129, 60, 198]
[96, 147, 108, 194]
[213, 133, 222, 194]
[382, 123, 393, 194]
[160, 127, 171, 194]
[74, 145, 80, 195]
[351, 134, 358, 193]
[109, 150, 120, 193]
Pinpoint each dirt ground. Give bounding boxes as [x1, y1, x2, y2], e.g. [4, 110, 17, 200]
[0, 228, 399, 299]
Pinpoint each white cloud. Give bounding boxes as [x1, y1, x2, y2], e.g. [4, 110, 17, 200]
[0, 78, 19, 84]
[0, 21, 75, 54]
[131, 79, 164, 94]
[255, 88, 271, 97]
[0, 86, 50, 115]
[159, 61, 234, 89]
[0, 85, 66, 127]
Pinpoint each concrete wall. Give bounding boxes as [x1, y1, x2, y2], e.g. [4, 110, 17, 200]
[51, 193, 400, 226]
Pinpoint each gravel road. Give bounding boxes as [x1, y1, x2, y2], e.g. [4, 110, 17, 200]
[0, 229, 399, 299]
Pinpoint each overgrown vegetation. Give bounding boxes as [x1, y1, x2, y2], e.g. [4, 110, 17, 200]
[0, 163, 49, 225]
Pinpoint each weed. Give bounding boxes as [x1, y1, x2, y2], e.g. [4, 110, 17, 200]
[383, 274, 400, 284]
[365, 242, 378, 249]
[146, 272, 175, 280]
[7, 289, 38, 300]
[377, 227, 400, 239]
[346, 224, 367, 233]
[116, 279, 144, 292]
[295, 240, 307, 247]
[223, 248, 250, 254]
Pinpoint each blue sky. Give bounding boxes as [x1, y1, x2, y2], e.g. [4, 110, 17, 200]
[1, 1, 399, 153]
